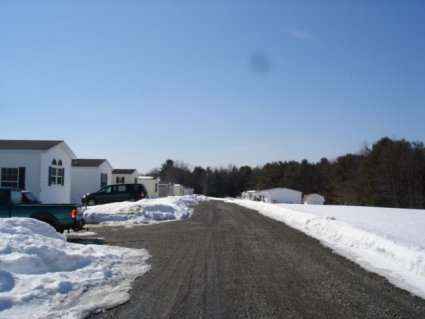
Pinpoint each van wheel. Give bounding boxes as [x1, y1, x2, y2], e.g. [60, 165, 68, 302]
[87, 199, 97, 206]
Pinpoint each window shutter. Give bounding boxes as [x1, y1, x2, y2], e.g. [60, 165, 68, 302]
[61, 168, 65, 186]
[19, 167, 26, 189]
[48, 166, 52, 186]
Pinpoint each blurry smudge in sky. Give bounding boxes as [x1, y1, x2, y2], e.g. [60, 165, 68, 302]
[249, 52, 271, 75]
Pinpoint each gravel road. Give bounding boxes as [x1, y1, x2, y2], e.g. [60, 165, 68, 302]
[90, 200, 425, 318]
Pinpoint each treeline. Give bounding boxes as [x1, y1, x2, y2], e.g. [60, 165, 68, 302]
[149, 137, 425, 208]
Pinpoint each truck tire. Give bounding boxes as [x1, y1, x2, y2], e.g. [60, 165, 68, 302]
[31, 213, 62, 233]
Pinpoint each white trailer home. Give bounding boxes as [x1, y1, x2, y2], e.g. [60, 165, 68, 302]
[0, 140, 76, 203]
[260, 187, 302, 204]
[171, 184, 194, 196]
[71, 159, 113, 203]
[112, 169, 139, 184]
[158, 182, 173, 197]
[138, 176, 160, 198]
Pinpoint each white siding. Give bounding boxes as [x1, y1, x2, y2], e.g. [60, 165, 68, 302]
[40, 143, 75, 204]
[261, 188, 302, 204]
[112, 171, 139, 184]
[303, 194, 325, 205]
[0, 142, 75, 203]
[71, 161, 113, 204]
[173, 184, 184, 196]
[138, 177, 159, 198]
[0, 150, 42, 197]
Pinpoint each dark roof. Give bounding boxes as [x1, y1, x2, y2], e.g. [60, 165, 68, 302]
[72, 159, 107, 167]
[0, 140, 63, 150]
[112, 169, 137, 174]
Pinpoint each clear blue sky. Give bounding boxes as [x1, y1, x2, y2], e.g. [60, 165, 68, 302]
[1, 0, 424, 173]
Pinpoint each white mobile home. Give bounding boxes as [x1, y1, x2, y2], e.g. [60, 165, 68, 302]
[71, 159, 113, 203]
[158, 182, 173, 197]
[112, 169, 139, 184]
[0, 140, 76, 203]
[138, 176, 160, 198]
[260, 187, 302, 204]
[173, 184, 185, 196]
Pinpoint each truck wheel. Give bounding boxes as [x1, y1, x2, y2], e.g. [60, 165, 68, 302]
[32, 215, 61, 233]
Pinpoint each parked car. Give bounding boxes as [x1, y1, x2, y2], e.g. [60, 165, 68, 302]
[82, 183, 148, 206]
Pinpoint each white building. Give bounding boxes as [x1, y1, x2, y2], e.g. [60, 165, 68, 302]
[303, 193, 325, 205]
[112, 169, 139, 184]
[260, 187, 302, 204]
[156, 182, 194, 197]
[138, 176, 160, 198]
[173, 184, 185, 196]
[0, 140, 76, 203]
[71, 159, 113, 203]
[171, 184, 194, 196]
[183, 187, 194, 196]
[158, 182, 173, 197]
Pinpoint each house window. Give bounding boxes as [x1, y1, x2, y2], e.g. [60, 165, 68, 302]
[100, 173, 108, 188]
[1, 168, 18, 187]
[116, 176, 124, 183]
[49, 159, 64, 186]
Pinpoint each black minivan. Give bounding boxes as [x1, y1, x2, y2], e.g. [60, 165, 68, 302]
[82, 183, 148, 206]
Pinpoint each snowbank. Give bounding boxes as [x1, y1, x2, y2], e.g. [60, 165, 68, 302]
[83, 195, 201, 225]
[0, 195, 202, 318]
[231, 199, 425, 300]
[0, 218, 150, 318]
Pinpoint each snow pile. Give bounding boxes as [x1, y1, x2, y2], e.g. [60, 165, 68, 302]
[231, 199, 425, 299]
[0, 218, 150, 319]
[0, 195, 201, 318]
[83, 195, 201, 225]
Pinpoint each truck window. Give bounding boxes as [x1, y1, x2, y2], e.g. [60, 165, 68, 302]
[10, 191, 22, 205]
[0, 191, 7, 204]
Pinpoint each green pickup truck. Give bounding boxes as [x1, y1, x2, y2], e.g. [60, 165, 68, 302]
[0, 187, 85, 233]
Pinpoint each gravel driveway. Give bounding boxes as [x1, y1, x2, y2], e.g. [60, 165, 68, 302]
[90, 200, 425, 318]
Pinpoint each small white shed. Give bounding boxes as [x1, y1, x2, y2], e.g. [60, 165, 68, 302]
[261, 187, 302, 204]
[303, 194, 325, 205]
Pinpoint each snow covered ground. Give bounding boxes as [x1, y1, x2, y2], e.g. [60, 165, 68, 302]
[1, 195, 425, 318]
[230, 198, 425, 300]
[0, 195, 201, 319]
